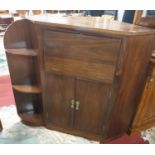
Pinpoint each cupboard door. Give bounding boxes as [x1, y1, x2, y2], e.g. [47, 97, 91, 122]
[74, 79, 112, 135]
[45, 73, 75, 129]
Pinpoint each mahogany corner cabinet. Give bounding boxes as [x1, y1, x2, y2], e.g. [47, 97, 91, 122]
[4, 17, 155, 142]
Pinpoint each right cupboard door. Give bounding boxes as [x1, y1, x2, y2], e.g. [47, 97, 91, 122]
[74, 79, 112, 136]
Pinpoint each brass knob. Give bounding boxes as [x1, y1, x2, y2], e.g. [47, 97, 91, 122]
[75, 101, 80, 110]
[71, 99, 75, 109]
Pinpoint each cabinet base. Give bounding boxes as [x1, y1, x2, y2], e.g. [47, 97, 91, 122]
[46, 124, 125, 143]
[20, 117, 127, 143]
[19, 112, 44, 126]
[46, 124, 103, 142]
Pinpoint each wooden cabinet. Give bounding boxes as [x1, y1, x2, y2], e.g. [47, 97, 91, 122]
[4, 17, 155, 142]
[43, 29, 119, 139]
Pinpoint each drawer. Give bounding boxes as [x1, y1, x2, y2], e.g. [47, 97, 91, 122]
[43, 30, 121, 83]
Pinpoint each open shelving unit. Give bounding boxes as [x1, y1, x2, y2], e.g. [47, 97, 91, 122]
[4, 19, 44, 126]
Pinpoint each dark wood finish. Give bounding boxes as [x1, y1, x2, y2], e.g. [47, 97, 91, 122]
[45, 73, 74, 129]
[4, 17, 155, 142]
[6, 50, 37, 85]
[13, 91, 42, 114]
[4, 19, 33, 49]
[46, 123, 103, 141]
[0, 120, 2, 132]
[44, 30, 121, 83]
[74, 79, 112, 135]
[45, 56, 115, 83]
[4, 19, 43, 126]
[106, 35, 155, 138]
[19, 112, 44, 126]
[43, 30, 120, 64]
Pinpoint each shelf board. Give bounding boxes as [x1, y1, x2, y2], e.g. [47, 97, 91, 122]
[13, 85, 41, 94]
[6, 48, 37, 56]
[19, 111, 44, 126]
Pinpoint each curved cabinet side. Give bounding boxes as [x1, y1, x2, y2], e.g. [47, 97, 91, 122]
[4, 19, 44, 126]
[4, 19, 35, 49]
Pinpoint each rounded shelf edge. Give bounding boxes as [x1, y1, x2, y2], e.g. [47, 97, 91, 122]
[19, 112, 44, 126]
[6, 48, 37, 57]
[13, 85, 41, 94]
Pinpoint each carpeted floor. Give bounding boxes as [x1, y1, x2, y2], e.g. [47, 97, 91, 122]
[0, 37, 9, 76]
[0, 75, 15, 107]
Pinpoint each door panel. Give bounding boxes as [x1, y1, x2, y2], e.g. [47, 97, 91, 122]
[44, 30, 121, 65]
[44, 30, 121, 83]
[45, 72, 74, 129]
[74, 79, 111, 135]
[45, 56, 115, 83]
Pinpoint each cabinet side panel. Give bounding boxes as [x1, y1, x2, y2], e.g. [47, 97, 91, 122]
[106, 35, 155, 138]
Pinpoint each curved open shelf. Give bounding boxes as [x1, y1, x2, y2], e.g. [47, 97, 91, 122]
[19, 111, 44, 126]
[4, 19, 43, 127]
[6, 48, 37, 56]
[13, 85, 41, 94]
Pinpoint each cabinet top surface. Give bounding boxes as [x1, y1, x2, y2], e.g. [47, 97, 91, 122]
[27, 16, 155, 36]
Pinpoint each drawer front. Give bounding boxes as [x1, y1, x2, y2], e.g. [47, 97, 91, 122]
[43, 30, 121, 83]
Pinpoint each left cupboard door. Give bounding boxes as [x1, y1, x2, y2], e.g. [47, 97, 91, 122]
[45, 72, 75, 129]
